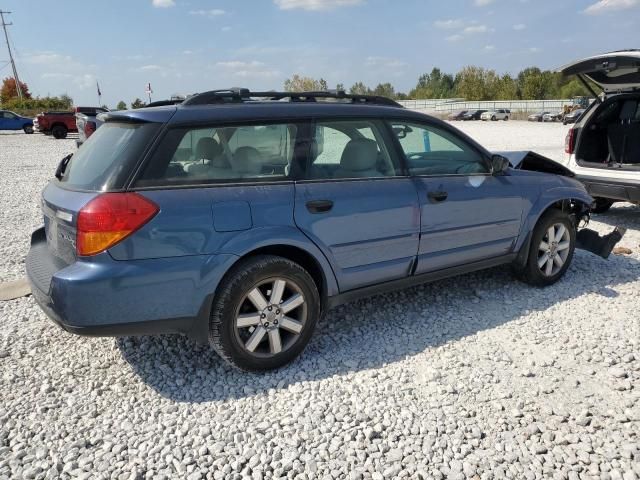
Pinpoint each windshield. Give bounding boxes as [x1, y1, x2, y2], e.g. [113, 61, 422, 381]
[58, 122, 159, 191]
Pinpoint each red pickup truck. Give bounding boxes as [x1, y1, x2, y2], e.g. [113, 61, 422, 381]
[34, 111, 77, 139]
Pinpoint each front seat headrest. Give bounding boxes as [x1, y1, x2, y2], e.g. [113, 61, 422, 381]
[195, 137, 223, 160]
[233, 147, 263, 174]
[340, 138, 379, 171]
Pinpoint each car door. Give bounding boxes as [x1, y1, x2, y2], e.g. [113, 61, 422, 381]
[0, 111, 10, 130]
[294, 119, 420, 292]
[389, 120, 525, 274]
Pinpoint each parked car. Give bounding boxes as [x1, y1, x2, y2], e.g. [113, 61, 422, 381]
[447, 110, 468, 121]
[528, 111, 551, 122]
[480, 109, 511, 121]
[560, 50, 640, 213]
[543, 111, 562, 122]
[26, 88, 622, 371]
[75, 106, 109, 147]
[0, 110, 34, 133]
[34, 111, 77, 139]
[462, 109, 488, 120]
[562, 108, 585, 125]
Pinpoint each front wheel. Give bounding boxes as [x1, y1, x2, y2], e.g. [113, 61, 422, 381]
[491, 116, 496, 121]
[514, 210, 576, 287]
[23, 125, 34, 134]
[209, 255, 321, 371]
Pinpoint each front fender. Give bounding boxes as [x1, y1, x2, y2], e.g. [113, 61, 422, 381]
[515, 184, 593, 258]
[216, 225, 340, 297]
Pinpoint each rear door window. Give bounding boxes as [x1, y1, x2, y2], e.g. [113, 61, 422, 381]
[136, 122, 300, 186]
[58, 122, 159, 191]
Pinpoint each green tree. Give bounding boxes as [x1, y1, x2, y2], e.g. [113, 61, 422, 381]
[371, 83, 395, 99]
[336, 83, 345, 92]
[559, 79, 589, 98]
[410, 68, 455, 99]
[454, 66, 492, 100]
[58, 94, 73, 109]
[116, 100, 127, 110]
[1, 77, 32, 103]
[349, 81, 370, 95]
[494, 74, 518, 100]
[283, 75, 327, 92]
[130, 98, 146, 109]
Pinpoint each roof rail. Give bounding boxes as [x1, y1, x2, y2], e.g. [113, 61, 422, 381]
[182, 88, 402, 108]
[146, 99, 186, 107]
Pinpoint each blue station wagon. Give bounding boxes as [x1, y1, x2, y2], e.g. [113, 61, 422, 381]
[26, 89, 622, 370]
[0, 109, 34, 134]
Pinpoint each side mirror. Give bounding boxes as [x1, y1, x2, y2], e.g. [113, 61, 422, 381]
[491, 155, 510, 175]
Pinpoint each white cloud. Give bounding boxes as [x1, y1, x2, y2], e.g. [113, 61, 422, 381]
[41, 72, 73, 79]
[434, 18, 464, 29]
[216, 60, 279, 78]
[188, 9, 226, 17]
[464, 24, 490, 34]
[274, 0, 364, 11]
[446, 34, 463, 42]
[474, 0, 495, 6]
[484, 45, 495, 51]
[138, 64, 163, 71]
[584, 0, 639, 14]
[24, 52, 72, 65]
[513, 23, 526, 30]
[221, 26, 232, 32]
[152, 0, 175, 8]
[529, 47, 541, 53]
[73, 74, 96, 90]
[365, 56, 407, 69]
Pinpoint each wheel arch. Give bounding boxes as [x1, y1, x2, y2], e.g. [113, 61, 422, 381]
[515, 193, 591, 267]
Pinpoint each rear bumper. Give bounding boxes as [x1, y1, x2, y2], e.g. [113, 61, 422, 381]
[574, 174, 640, 203]
[26, 227, 238, 342]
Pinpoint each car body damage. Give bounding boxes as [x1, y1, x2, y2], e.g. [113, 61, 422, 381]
[496, 150, 575, 177]
[497, 150, 626, 259]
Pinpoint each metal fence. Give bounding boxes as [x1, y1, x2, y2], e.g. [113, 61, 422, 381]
[398, 98, 577, 113]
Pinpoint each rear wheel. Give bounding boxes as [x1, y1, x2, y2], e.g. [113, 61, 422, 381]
[491, 115, 496, 121]
[514, 210, 576, 287]
[23, 125, 34, 134]
[52, 125, 67, 139]
[592, 197, 614, 214]
[209, 255, 320, 371]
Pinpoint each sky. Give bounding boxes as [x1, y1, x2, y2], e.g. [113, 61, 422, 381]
[0, 0, 638, 107]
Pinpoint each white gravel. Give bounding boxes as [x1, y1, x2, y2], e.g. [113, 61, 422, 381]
[1, 125, 639, 480]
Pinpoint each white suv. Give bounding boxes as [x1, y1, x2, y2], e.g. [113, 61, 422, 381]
[560, 50, 640, 213]
[481, 109, 510, 121]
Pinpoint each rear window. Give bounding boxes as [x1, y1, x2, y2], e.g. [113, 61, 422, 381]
[59, 122, 159, 191]
[135, 122, 300, 187]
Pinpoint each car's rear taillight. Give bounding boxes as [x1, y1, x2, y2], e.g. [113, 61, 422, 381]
[565, 128, 575, 154]
[77, 193, 159, 256]
[84, 121, 96, 137]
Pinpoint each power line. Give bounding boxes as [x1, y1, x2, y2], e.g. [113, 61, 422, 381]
[0, 10, 23, 100]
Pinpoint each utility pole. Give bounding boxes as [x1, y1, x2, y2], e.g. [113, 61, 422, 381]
[0, 10, 23, 100]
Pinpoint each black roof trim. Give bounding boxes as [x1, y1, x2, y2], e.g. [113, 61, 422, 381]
[182, 88, 402, 108]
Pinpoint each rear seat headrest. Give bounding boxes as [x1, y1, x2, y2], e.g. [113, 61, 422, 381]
[233, 147, 263, 174]
[619, 100, 638, 122]
[195, 137, 223, 160]
[340, 138, 379, 171]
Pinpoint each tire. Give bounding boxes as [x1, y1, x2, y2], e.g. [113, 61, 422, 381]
[23, 125, 34, 134]
[592, 197, 614, 214]
[491, 116, 496, 121]
[514, 209, 576, 287]
[504, 116, 508, 121]
[52, 125, 67, 139]
[209, 255, 321, 371]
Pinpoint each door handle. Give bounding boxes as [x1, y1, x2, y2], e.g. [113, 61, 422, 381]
[428, 191, 448, 203]
[306, 199, 334, 214]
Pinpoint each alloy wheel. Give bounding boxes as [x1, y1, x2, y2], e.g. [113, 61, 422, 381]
[234, 278, 307, 357]
[537, 223, 571, 277]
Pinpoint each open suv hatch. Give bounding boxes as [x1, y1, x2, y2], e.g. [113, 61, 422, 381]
[559, 50, 640, 211]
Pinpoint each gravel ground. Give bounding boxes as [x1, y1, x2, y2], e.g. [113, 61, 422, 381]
[1, 124, 639, 480]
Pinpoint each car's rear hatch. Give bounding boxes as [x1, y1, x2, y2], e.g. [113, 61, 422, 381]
[40, 109, 172, 267]
[558, 50, 640, 93]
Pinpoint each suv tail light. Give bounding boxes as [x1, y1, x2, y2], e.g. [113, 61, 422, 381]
[84, 121, 96, 137]
[565, 128, 576, 154]
[77, 193, 159, 256]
